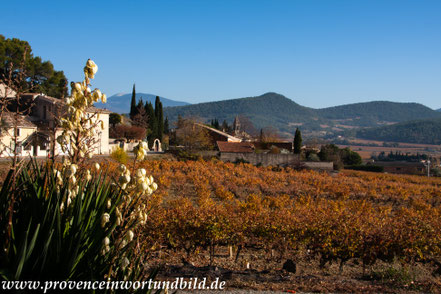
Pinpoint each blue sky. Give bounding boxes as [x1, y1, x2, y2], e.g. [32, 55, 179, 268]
[2, 0, 440, 109]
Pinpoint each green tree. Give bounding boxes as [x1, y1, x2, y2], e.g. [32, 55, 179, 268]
[145, 101, 157, 146]
[164, 116, 170, 135]
[341, 147, 363, 165]
[293, 128, 302, 154]
[109, 112, 121, 127]
[318, 144, 363, 170]
[154, 96, 164, 141]
[0, 35, 68, 98]
[221, 120, 231, 132]
[157, 100, 164, 141]
[129, 84, 137, 119]
[210, 118, 220, 130]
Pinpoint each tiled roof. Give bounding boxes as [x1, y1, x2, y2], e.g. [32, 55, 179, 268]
[217, 141, 254, 153]
[195, 123, 242, 142]
[1, 112, 37, 128]
[86, 106, 112, 114]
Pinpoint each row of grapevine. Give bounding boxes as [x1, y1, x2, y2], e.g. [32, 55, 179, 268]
[102, 159, 441, 271]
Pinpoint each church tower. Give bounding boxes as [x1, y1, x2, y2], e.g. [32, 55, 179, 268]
[233, 116, 240, 136]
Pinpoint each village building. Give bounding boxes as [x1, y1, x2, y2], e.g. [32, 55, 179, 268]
[195, 123, 242, 143]
[0, 91, 110, 157]
[232, 116, 254, 141]
[0, 113, 38, 157]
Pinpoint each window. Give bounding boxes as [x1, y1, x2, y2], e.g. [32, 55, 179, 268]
[15, 128, 21, 136]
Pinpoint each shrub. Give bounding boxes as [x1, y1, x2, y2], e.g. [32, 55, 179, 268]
[176, 150, 202, 161]
[111, 147, 128, 164]
[269, 146, 280, 154]
[234, 158, 250, 164]
[110, 125, 146, 140]
[307, 153, 320, 162]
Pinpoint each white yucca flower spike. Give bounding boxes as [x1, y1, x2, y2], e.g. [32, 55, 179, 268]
[101, 213, 110, 228]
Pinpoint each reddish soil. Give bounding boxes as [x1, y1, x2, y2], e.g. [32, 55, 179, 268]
[152, 247, 441, 293]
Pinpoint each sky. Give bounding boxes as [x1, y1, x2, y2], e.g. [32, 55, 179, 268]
[1, 0, 441, 109]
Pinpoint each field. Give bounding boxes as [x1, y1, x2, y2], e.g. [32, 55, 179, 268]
[338, 139, 441, 160]
[3, 156, 441, 292]
[91, 157, 441, 293]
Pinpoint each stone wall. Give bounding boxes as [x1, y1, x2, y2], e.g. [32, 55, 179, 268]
[220, 152, 333, 170]
[303, 161, 334, 171]
[220, 152, 300, 166]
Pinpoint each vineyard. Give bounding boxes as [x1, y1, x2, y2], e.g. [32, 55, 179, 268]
[99, 158, 441, 292]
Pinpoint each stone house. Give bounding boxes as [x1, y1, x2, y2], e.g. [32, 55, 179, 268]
[0, 113, 38, 157]
[0, 92, 110, 157]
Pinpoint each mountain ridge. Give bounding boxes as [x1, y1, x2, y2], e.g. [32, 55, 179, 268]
[354, 118, 441, 145]
[163, 92, 441, 138]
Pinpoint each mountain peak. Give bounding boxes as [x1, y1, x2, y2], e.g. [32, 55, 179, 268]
[259, 92, 286, 99]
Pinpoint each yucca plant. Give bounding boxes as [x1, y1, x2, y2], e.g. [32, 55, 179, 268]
[0, 160, 159, 292]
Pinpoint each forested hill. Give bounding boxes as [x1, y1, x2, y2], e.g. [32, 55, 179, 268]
[164, 92, 441, 137]
[355, 118, 441, 145]
[317, 101, 441, 126]
[164, 92, 316, 133]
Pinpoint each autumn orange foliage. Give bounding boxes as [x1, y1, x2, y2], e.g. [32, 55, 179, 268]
[102, 159, 441, 269]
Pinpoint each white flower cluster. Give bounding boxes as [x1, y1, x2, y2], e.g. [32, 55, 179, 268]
[116, 164, 158, 195]
[58, 159, 100, 212]
[99, 163, 156, 257]
[57, 59, 106, 162]
[133, 141, 149, 161]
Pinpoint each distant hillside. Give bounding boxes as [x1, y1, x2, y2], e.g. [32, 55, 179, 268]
[164, 92, 320, 135]
[318, 101, 441, 127]
[355, 118, 441, 145]
[437, 108, 441, 112]
[95, 93, 190, 113]
[164, 92, 441, 138]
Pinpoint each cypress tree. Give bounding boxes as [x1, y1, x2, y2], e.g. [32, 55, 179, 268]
[154, 96, 160, 122]
[164, 117, 170, 135]
[158, 101, 164, 141]
[130, 84, 137, 119]
[146, 101, 157, 146]
[294, 128, 302, 154]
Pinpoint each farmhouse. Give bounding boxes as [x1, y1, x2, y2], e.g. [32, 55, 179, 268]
[0, 92, 110, 157]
